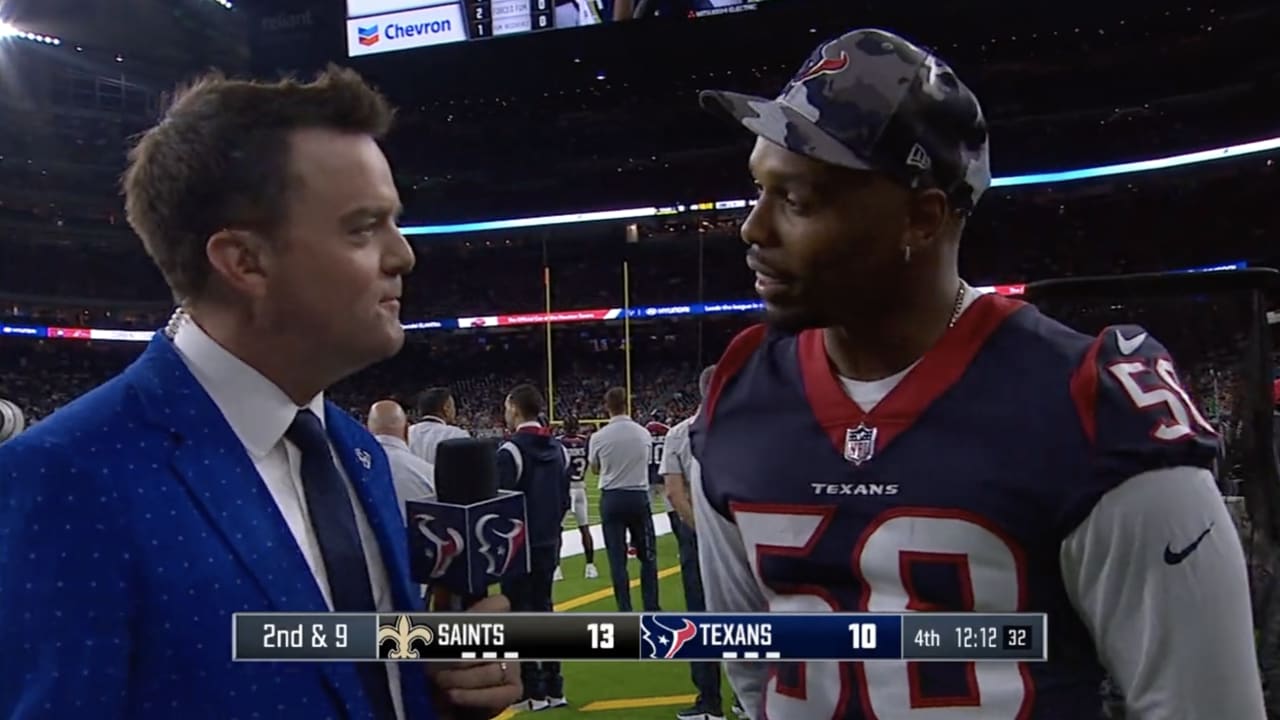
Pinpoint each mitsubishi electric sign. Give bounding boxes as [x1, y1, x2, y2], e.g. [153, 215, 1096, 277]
[346, 4, 467, 57]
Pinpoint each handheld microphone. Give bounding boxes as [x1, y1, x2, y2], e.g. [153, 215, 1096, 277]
[406, 438, 530, 610]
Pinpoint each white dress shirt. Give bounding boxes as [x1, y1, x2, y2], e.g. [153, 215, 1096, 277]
[375, 434, 437, 520]
[173, 319, 405, 720]
[407, 416, 470, 463]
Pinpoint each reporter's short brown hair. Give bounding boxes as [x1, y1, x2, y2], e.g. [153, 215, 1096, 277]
[122, 64, 395, 302]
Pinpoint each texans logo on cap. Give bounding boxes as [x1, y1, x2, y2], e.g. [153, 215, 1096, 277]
[795, 48, 850, 84]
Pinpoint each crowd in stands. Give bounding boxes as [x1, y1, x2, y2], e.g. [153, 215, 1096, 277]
[1, 286, 1273, 476]
[0, 318, 734, 432]
[2, 154, 1279, 333]
[1, 0, 1276, 459]
[1, 1, 1275, 235]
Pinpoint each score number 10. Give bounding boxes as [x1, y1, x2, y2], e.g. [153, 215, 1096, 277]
[849, 622, 877, 649]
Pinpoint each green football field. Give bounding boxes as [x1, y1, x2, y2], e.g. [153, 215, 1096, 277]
[496, 474, 738, 719]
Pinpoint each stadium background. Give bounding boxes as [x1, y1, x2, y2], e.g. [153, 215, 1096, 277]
[2, 0, 1280, 717]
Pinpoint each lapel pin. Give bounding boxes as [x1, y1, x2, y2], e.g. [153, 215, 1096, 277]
[355, 448, 372, 470]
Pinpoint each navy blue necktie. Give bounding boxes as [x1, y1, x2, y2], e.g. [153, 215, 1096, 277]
[287, 409, 397, 720]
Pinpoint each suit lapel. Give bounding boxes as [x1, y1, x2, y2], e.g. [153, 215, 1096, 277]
[131, 336, 328, 612]
[326, 402, 422, 612]
[126, 337, 370, 713]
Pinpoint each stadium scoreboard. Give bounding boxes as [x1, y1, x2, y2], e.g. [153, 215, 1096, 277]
[234, 612, 1047, 662]
[346, 0, 548, 57]
[345, 0, 772, 57]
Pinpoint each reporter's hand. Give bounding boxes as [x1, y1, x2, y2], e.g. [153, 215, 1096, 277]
[429, 595, 522, 719]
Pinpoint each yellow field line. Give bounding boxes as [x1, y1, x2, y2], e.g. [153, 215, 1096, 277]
[496, 559, 687, 717]
[581, 693, 698, 712]
[554, 565, 681, 612]
[496, 692, 698, 718]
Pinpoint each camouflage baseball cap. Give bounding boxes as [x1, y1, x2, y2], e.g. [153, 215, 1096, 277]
[700, 28, 991, 211]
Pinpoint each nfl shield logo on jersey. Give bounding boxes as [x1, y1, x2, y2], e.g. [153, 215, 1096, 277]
[843, 424, 877, 465]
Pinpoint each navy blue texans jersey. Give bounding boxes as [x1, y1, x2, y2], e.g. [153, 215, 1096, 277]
[562, 433, 588, 483]
[690, 293, 1220, 719]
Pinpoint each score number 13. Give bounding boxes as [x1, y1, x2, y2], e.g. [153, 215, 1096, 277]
[588, 622, 614, 649]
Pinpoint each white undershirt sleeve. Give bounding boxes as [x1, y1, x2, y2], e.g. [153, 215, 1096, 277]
[1060, 466, 1265, 720]
[691, 464, 770, 719]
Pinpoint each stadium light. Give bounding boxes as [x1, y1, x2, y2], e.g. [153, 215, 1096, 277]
[0, 19, 61, 45]
[398, 134, 1280, 237]
[990, 135, 1280, 187]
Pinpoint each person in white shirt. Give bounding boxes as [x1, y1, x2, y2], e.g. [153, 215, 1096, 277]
[660, 365, 724, 720]
[368, 399, 437, 517]
[0, 66, 518, 720]
[588, 386, 660, 612]
[409, 386, 470, 463]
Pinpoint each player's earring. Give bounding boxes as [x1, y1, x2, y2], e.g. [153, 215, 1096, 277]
[902, 245, 913, 264]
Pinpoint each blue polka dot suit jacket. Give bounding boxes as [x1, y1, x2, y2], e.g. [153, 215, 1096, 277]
[0, 334, 439, 720]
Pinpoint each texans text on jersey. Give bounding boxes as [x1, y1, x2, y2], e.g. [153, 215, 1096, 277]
[810, 482, 900, 496]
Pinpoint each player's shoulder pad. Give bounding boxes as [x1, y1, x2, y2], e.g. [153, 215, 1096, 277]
[702, 323, 768, 425]
[1069, 323, 1219, 474]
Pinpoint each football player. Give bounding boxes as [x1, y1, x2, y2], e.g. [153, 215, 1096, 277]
[691, 27, 1264, 719]
[558, 417, 599, 580]
[646, 409, 672, 516]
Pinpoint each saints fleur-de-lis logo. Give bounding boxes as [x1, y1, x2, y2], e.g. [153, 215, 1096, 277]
[378, 615, 434, 659]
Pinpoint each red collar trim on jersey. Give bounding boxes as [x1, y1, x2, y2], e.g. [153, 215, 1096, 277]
[798, 292, 1025, 461]
[516, 424, 551, 437]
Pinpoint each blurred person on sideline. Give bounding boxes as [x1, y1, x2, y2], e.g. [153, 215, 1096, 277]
[556, 416, 599, 580]
[589, 386, 660, 612]
[645, 408, 673, 523]
[368, 399, 437, 515]
[410, 386, 470, 463]
[660, 365, 723, 720]
[496, 384, 572, 712]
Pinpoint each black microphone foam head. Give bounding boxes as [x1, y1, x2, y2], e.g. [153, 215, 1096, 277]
[434, 438, 499, 505]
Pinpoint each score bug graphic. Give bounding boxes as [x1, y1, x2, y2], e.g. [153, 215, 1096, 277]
[641, 617, 699, 660]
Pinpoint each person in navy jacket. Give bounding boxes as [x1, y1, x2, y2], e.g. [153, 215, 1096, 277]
[496, 384, 572, 712]
[0, 65, 519, 719]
